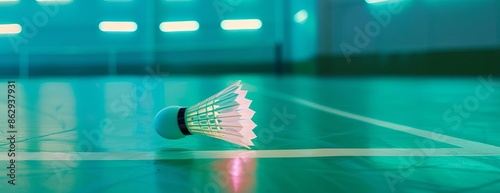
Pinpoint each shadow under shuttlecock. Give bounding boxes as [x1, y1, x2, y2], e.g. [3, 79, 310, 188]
[154, 148, 197, 160]
[153, 158, 199, 192]
[157, 148, 192, 152]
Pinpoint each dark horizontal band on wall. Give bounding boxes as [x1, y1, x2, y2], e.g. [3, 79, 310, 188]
[315, 48, 500, 76]
[0, 49, 498, 77]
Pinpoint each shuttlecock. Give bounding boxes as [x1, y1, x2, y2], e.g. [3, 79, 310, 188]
[154, 80, 257, 149]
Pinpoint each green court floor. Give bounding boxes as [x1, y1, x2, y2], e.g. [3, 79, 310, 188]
[0, 75, 499, 193]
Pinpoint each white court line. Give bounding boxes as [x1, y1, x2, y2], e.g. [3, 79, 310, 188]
[0, 148, 499, 161]
[261, 90, 500, 151]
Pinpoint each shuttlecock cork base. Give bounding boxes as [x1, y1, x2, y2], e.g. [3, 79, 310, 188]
[154, 81, 257, 149]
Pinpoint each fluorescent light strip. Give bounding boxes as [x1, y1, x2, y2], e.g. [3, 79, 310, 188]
[99, 21, 137, 32]
[0, 24, 22, 34]
[221, 19, 262, 31]
[366, 0, 391, 4]
[294, 10, 308, 24]
[36, 0, 73, 4]
[160, 21, 199, 32]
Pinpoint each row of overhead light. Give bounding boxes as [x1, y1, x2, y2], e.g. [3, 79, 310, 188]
[0, 0, 388, 34]
[0, 19, 262, 34]
[99, 19, 263, 32]
[0, 0, 263, 34]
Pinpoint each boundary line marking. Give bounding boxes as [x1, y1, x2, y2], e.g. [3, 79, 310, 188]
[0, 148, 499, 161]
[261, 90, 500, 151]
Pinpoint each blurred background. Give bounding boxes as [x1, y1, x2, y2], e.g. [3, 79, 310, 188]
[1, 0, 499, 77]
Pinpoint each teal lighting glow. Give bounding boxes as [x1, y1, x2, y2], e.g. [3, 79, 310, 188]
[294, 9, 308, 24]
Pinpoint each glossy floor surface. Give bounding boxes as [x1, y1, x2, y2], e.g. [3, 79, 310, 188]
[0, 75, 499, 193]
